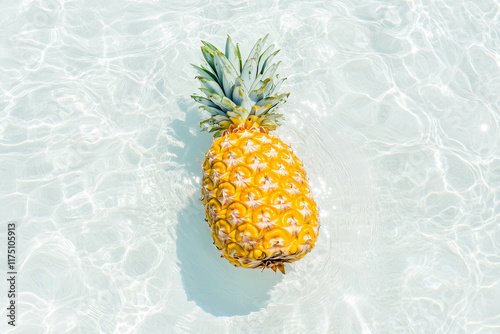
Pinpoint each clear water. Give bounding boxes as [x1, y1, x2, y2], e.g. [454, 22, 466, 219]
[0, 0, 499, 333]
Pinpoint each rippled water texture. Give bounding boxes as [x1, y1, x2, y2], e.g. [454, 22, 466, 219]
[1, 0, 499, 333]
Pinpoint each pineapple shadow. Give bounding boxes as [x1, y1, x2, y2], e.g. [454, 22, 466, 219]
[174, 98, 283, 317]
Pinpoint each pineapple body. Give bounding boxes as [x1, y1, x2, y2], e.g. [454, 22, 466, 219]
[201, 127, 320, 273]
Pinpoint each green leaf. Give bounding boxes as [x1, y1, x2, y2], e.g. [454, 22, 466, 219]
[201, 47, 216, 75]
[191, 64, 220, 85]
[262, 61, 281, 80]
[235, 44, 242, 73]
[241, 35, 268, 81]
[250, 105, 259, 116]
[262, 33, 269, 47]
[199, 87, 217, 97]
[249, 86, 266, 102]
[221, 66, 238, 100]
[260, 49, 280, 75]
[199, 105, 226, 116]
[212, 50, 239, 98]
[215, 50, 239, 77]
[225, 35, 240, 75]
[200, 119, 210, 129]
[255, 96, 278, 108]
[254, 102, 273, 116]
[211, 115, 230, 122]
[256, 92, 289, 108]
[249, 73, 263, 92]
[207, 92, 237, 111]
[232, 85, 251, 111]
[260, 113, 283, 130]
[191, 95, 218, 108]
[264, 79, 274, 95]
[249, 77, 267, 93]
[257, 45, 276, 74]
[246, 34, 268, 64]
[241, 57, 257, 84]
[227, 106, 249, 119]
[196, 77, 224, 96]
[201, 40, 219, 52]
[245, 37, 263, 64]
[268, 77, 286, 97]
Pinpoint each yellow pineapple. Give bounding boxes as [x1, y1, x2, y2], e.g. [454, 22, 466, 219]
[192, 35, 320, 274]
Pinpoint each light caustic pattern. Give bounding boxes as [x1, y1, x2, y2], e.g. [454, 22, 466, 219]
[201, 128, 319, 271]
[0, 0, 499, 333]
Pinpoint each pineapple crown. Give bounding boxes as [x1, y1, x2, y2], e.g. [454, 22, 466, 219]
[191, 35, 289, 137]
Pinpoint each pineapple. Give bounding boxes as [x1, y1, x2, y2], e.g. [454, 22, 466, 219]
[192, 35, 320, 274]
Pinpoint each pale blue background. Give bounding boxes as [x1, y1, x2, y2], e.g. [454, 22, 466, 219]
[0, 0, 499, 333]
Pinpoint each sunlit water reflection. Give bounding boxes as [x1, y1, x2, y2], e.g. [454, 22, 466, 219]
[0, 0, 499, 333]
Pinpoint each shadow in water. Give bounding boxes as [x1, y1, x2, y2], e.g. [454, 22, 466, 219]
[176, 194, 283, 317]
[173, 98, 283, 317]
[168, 98, 209, 177]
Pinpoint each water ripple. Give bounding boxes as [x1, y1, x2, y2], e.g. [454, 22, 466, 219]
[0, 0, 499, 333]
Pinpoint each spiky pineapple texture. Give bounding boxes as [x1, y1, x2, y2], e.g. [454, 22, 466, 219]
[191, 35, 289, 137]
[201, 130, 320, 274]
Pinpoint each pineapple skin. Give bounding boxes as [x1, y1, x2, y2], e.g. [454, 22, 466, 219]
[201, 127, 320, 272]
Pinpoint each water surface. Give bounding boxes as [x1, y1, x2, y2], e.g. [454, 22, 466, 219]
[0, 0, 499, 333]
